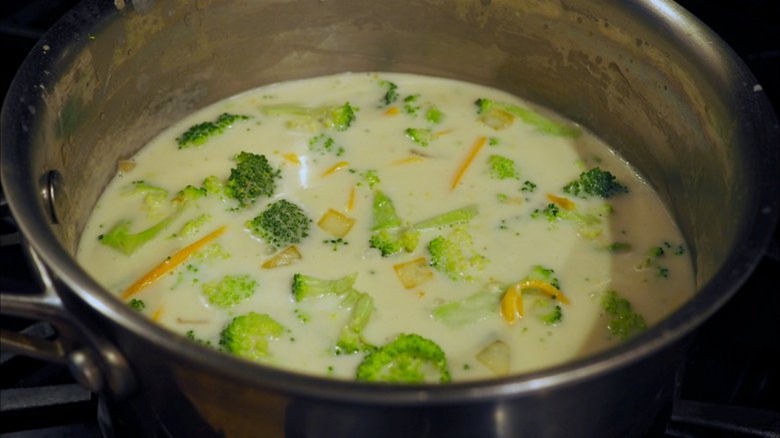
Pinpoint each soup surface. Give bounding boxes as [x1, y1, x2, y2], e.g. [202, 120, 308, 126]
[77, 72, 694, 382]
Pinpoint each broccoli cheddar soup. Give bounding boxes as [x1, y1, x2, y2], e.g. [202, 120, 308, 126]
[77, 72, 695, 382]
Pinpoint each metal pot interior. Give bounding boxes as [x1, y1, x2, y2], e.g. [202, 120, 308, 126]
[2, 0, 778, 390]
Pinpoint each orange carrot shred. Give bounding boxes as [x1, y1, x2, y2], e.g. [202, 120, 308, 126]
[282, 153, 301, 165]
[500, 279, 570, 324]
[385, 106, 400, 116]
[546, 193, 576, 211]
[451, 136, 487, 190]
[347, 185, 357, 211]
[121, 226, 227, 299]
[152, 307, 164, 322]
[322, 161, 349, 177]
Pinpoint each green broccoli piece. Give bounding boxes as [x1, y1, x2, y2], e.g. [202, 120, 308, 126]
[368, 191, 478, 257]
[308, 134, 345, 156]
[404, 127, 434, 147]
[291, 272, 358, 302]
[563, 167, 628, 198]
[261, 102, 357, 131]
[431, 282, 504, 326]
[100, 183, 210, 255]
[356, 333, 451, 383]
[475, 98, 580, 137]
[524, 265, 561, 289]
[411, 204, 479, 232]
[336, 292, 375, 354]
[425, 106, 444, 124]
[128, 298, 146, 312]
[530, 203, 562, 222]
[356, 169, 381, 189]
[177, 113, 250, 148]
[185, 330, 213, 347]
[601, 290, 647, 340]
[202, 274, 257, 308]
[247, 199, 312, 250]
[368, 190, 420, 257]
[291, 273, 375, 354]
[202, 175, 225, 197]
[171, 213, 212, 239]
[521, 180, 537, 193]
[487, 155, 520, 180]
[379, 80, 399, 106]
[403, 94, 421, 116]
[225, 152, 281, 208]
[123, 181, 169, 218]
[219, 312, 285, 362]
[427, 227, 488, 282]
[531, 299, 563, 325]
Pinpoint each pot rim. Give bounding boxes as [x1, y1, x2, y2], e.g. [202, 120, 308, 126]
[2, 0, 778, 405]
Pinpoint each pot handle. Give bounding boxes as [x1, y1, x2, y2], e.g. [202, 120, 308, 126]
[0, 243, 137, 400]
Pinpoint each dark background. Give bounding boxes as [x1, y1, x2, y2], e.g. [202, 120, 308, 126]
[1, 0, 778, 436]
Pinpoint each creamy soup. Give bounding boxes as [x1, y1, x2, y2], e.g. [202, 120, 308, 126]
[77, 72, 694, 382]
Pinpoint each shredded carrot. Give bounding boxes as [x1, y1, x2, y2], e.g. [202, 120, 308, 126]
[392, 156, 425, 165]
[322, 161, 349, 177]
[347, 185, 357, 211]
[384, 106, 400, 116]
[282, 153, 301, 165]
[434, 129, 454, 138]
[121, 226, 227, 299]
[500, 279, 570, 324]
[500, 283, 524, 324]
[546, 193, 576, 211]
[451, 136, 487, 190]
[152, 307, 164, 322]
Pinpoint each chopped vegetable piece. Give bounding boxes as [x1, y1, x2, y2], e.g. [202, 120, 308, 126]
[261, 245, 303, 269]
[247, 200, 312, 249]
[500, 279, 570, 324]
[394, 257, 434, 289]
[121, 226, 227, 299]
[322, 161, 350, 177]
[601, 290, 647, 340]
[563, 167, 628, 198]
[219, 312, 285, 362]
[476, 340, 510, 376]
[176, 113, 250, 148]
[546, 193, 576, 211]
[203, 274, 257, 308]
[317, 209, 356, 238]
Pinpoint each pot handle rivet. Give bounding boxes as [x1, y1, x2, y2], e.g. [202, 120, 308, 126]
[41, 170, 63, 224]
[68, 349, 105, 392]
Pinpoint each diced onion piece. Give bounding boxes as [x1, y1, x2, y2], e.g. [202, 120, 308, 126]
[479, 109, 514, 130]
[546, 193, 576, 211]
[262, 245, 302, 269]
[118, 159, 136, 173]
[476, 340, 510, 376]
[317, 208, 356, 238]
[394, 257, 434, 289]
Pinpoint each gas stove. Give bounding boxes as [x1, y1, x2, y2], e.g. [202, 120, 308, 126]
[1, 1, 778, 437]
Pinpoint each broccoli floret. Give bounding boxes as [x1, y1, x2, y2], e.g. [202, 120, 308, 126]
[225, 152, 281, 208]
[219, 312, 285, 362]
[291, 273, 375, 354]
[404, 127, 434, 147]
[356, 333, 451, 383]
[308, 134, 345, 156]
[99, 183, 208, 255]
[521, 180, 537, 193]
[261, 102, 357, 131]
[531, 299, 563, 325]
[128, 298, 146, 312]
[524, 265, 561, 289]
[247, 200, 312, 250]
[427, 227, 488, 282]
[171, 213, 212, 239]
[425, 106, 443, 124]
[124, 181, 169, 218]
[368, 190, 420, 257]
[185, 330, 213, 347]
[202, 274, 257, 308]
[356, 169, 381, 189]
[291, 272, 358, 302]
[411, 204, 479, 232]
[431, 282, 504, 326]
[601, 290, 647, 340]
[475, 98, 580, 137]
[563, 167, 628, 198]
[530, 203, 562, 222]
[403, 94, 421, 116]
[177, 113, 250, 148]
[202, 175, 225, 197]
[379, 80, 399, 106]
[336, 292, 375, 354]
[487, 155, 520, 180]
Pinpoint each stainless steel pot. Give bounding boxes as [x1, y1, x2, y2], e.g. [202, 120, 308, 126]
[2, 0, 778, 436]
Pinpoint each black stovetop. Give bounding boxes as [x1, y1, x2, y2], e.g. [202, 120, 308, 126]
[1, 1, 778, 437]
